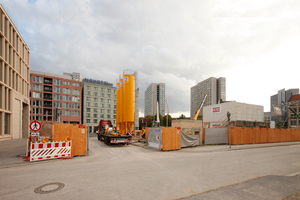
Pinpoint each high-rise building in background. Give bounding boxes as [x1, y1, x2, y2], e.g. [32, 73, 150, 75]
[190, 77, 226, 118]
[30, 70, 82, 124]
[144, 83, 165, 117]
[82, 78, 116, 133]
[0, 5, 30, 140]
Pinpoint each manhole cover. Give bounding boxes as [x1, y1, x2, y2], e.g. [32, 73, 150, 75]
[34, 182, 65, 194]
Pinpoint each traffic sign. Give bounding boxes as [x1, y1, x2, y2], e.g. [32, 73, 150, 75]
[30, 121, 42, 132]
[145, 118, 148, 122]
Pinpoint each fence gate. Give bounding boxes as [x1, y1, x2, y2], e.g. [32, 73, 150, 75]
[205, 128, 228, 145]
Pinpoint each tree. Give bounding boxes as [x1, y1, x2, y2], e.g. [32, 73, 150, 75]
[144, 115, 153, 127]
[178, 114, 186, 119]
[197, 115, 203, 120]
[162, 114, 172, 127]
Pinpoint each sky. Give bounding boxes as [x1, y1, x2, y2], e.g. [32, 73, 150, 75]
[2, 0, 300, 118]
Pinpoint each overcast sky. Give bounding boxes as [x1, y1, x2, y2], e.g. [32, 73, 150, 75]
[2, 0, 300, 117]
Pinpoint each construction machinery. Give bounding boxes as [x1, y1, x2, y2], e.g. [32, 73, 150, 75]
[282, 101, 300, 119]
[193, 94, 207, 120]
[97, 120, 131, 145]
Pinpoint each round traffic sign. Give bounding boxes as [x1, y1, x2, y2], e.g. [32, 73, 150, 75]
[30, 120, 42, 132]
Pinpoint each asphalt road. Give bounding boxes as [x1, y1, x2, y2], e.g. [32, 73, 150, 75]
[0, 137, 300, 200]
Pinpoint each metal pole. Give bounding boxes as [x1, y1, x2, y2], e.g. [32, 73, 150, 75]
[87, 125, 89, 156]
[229, 121, 231, 148]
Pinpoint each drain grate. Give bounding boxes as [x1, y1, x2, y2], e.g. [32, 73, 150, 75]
[34, 182, 65, 194]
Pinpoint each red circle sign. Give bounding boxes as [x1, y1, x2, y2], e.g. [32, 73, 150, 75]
[30, 121, 42, 132]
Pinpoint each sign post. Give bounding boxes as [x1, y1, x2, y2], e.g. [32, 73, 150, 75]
[227, 112, 231, 148]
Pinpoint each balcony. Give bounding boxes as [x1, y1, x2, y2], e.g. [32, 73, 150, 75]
[44, 88, 52, 92]
[44, 79, 53, 85]
[43, 112, 53, 115]
[44, 104, 52, 108]
[44, 96, 52, 100]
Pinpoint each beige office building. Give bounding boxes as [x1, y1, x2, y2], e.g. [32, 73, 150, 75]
[0, 5, 30, 140]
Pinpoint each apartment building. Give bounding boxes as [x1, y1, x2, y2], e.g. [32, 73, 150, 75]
[30, 70, 82, 124]
[144, 83, 165, 117]
[0, 5, 30, 140]
[288, 94, 300, 129]
[82, 78, 116, 133]
[191, 77, 226, 118]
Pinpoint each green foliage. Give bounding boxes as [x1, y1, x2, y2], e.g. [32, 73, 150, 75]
[197, 115, 203, 120]
[178, 114, 186, 119]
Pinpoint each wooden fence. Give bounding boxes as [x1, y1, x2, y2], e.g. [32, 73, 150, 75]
[229, 127, 300, 145]
[53, 123, 87, 156]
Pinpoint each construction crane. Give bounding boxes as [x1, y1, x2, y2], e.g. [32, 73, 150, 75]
[193, 94, 207, 120]
[282, 101, 300, 119]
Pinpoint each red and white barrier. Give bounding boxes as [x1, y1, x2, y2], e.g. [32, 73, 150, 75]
[29, 141, 72, 162]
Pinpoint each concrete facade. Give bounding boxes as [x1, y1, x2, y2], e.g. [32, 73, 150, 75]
[191, 77, 226, 118]
[0, 5, 30, 140]
[82, 78, 116, 133]
[203, 101, 264, 127]
[30, 70, 82, 124]
[144, 83, 165, 117]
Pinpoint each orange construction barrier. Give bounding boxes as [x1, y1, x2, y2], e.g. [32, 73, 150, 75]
[252, 128, 260, 144]
[261, 128, 268, 143]
[268, 128, 274, 143]
[296, 129, 300, 141]
[286, 129, 292, 142]
[274, 129, 280, 142]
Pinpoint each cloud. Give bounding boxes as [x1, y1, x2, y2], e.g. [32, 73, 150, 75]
[2, 0, 300, 117]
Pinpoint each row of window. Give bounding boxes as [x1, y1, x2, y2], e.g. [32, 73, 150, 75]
[31, 110, 80, 116]
[86, 113, 116, 118]
[32, 100, 80, 109]
[31, 84, 80, 95]
[86, 86, 116, 94]
[86, 115, 115, 123]
[86, 91, 115, 98]
[86, 97, 115, 104]
[86, 102, 116, 108]
[86, 108, 116, 113]
[32, 76, 81, 87]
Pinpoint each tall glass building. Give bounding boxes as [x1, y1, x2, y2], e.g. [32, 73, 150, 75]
[144, 83, 165, 117]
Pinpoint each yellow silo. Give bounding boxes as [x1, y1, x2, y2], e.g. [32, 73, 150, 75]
[116, 79, 120, 128]
[123, 70, 135, 133]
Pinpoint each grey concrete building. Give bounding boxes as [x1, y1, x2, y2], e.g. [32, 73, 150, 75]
[82, 78, 116, 133]
[191, 77, 226, 118]
[144, 83, 165, 117]
[0, 5, 30, 140]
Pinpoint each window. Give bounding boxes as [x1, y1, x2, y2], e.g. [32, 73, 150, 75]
[107, 99, 111, 103]
[63, 95, 71, 101]
[86, 108, 91, 112]
[72, 103, 80, 109]
[94, 103, 98, 107]
[54, 94, 62, 100]
[107, 114, 111, 118]
[72, 82, 80, 86]
[101, 109, 105, 113]
[94, 98, 98, 102]
[114, 95, 116, 99]
[114, 100, 116, 104]
[72, 96, 80, 102]
[63, 88, 71, 94]
[87, 102, 91, 106]
[94, 108, 98, 112]
[32, 92, 42, 99]
[63, 103, 71, 108]
[107, 89, 111, 93]
[101, 88, 105, 92]
[63, 110, 71, 116]
[100, 114, 104, 118]
[54, 79, 62, 86]
[101, 98, 104, 102]
[72, 110, 80, 116]
[87, 91, 91, 95]
[87, 86, 91, 90]
[33, 84, 42, 91]
[54, 87, 62, 93]
[86, 113, 90, 117]
[108, 104, 111, 108]
[113, 115, 116, 119]
[93, 119, 97, 123]
[113, 110, 116, 114]
[32, 108, 42, 114]
[64, 81, 71, 85]
[94, 114, 98, 118]
[94, 87, 98, 91]
[33, 76, 42, 83]
[108, 94, 111, 98]
[101, 104, 105, 108]
[114, 90, 116, 94]
[32, 100, 42, 106]
[54, 102, 61, 108]
[101, 93, 105, 97]
[86, 97, 91, 101]
[94, 92, 98, 96]
[73, 89, 80, 95]
[107, 109, 111, 113]
[86, 119, 90, 123]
